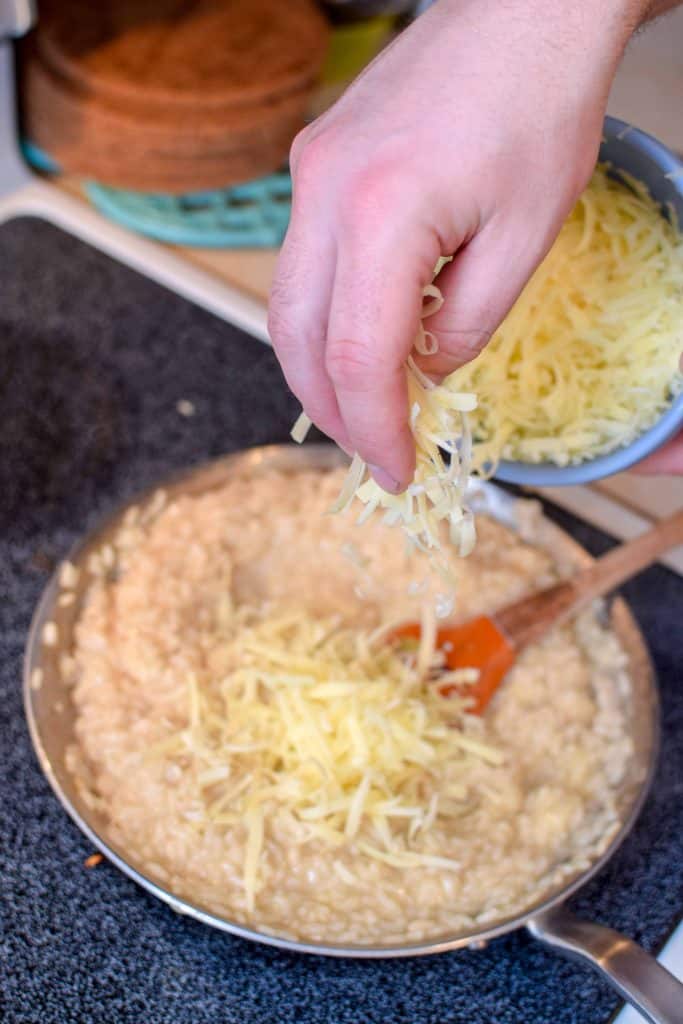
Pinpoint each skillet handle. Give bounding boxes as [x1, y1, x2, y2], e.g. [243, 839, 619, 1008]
[527, 906, 683, 1024]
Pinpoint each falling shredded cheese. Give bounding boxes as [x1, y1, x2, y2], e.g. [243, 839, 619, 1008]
[291, 280, 478, 562]
[348, 362, 477, 559]
[290, 411, 312, 444]
[449, 166, 683, 469]
[154, 608, 501, 911]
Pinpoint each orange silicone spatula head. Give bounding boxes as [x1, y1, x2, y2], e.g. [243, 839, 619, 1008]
[436, 617, 516, 714]
[388, 507, 683, 715]
[390, 617, 516, 714]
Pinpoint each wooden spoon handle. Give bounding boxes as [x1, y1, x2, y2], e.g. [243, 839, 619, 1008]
[496, 507, 683, 652]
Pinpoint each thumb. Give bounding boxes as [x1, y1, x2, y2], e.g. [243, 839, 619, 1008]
[632, 430, 683, 475]
[418, 221, 548, 378]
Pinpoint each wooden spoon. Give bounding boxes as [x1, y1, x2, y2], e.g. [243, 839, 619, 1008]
[391, 507, 683, 714]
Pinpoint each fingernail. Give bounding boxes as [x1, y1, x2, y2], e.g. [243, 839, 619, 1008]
[368, 464, 402, 493]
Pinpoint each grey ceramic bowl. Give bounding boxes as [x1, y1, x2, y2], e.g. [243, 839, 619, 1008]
[494, 115, 683, 487]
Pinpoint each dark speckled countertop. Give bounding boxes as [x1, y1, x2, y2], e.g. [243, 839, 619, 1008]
[1, 217, 681, 1024]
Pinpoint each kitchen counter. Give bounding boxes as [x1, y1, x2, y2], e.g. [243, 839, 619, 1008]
[1, 215, 682, 1024]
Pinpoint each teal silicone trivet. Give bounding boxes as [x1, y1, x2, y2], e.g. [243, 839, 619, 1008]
[21, 140, 291, 248]
[84, 174, 292, 248]
[21, 140, 61, 173]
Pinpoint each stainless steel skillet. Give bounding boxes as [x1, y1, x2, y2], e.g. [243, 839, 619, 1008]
[23, 444, 683, 1024]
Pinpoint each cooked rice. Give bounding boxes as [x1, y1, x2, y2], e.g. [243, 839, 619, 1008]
[66, 467, 633, 945]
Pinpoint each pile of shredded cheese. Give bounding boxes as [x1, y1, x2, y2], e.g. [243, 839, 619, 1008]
[151, 608, 501, 911]
[448, 166, 683, 469]
[291, 281, 478, 561]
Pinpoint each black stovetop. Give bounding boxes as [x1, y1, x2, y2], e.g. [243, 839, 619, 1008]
[1, 216, 681, 1024]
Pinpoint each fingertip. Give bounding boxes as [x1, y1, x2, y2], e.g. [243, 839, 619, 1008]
[631, 431, 683, 475]
[366, 423, 416, 493]
[368, 464, 403, 494]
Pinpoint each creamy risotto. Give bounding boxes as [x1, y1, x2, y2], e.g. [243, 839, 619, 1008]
[65, 466, 633, 945]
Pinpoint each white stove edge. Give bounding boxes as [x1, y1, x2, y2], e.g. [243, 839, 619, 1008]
[1, 42, 680, 1020]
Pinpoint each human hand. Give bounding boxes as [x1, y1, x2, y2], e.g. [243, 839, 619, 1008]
[633, 432, 683, 474]
[632, 353, 683, 474]
[269, 0, 643, 491]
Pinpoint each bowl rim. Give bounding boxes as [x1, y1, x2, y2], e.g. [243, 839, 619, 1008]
[492, 114, 683, 488]
[496, 388, 683, 486]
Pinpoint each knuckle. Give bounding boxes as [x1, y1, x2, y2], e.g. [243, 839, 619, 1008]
[293, 135, 410, 234]
[289, 126, 313, 175]
[435, 326, 491, 365]
[268, 306, 318, 364]
[325, 337, 378, 389]
[341, 163, 398, 233]
[288, 128, 308, 172]
[291, 131, 330, 189]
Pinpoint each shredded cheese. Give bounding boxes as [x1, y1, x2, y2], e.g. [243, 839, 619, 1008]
[153, 608, 501, 911]
[348, 364, 477, 559]
[291, 280, 478, 562]
[448, 166, 683, 469]
[290, 411, 312, 444]
[291, 166, 682, 560]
